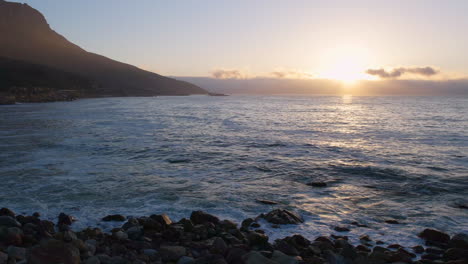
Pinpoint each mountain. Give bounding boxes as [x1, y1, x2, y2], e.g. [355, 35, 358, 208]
[0, 56, 97, 103]
[0, 0, 207, 99]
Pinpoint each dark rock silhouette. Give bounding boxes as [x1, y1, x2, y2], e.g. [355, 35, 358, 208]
[0, 0, 207, 99]
[0, 56, 95, 103]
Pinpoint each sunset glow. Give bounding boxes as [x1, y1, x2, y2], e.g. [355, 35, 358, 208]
[316, 46, 375, 83]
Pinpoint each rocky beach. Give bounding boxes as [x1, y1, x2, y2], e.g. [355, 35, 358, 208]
[0, 207, 467, 264]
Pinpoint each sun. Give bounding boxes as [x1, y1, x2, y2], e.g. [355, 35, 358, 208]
[316, 46, 375, 84]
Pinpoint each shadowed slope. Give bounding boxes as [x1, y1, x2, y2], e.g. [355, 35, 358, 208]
[0, 0, 207, 96]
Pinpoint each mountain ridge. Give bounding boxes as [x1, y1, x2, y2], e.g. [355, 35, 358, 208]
[0, 0, 208, 99]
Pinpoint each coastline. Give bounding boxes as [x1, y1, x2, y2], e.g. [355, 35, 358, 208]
[0, 208, 466, 264]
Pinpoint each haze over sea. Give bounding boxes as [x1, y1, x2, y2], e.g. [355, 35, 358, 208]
[1, 95, 467, 246]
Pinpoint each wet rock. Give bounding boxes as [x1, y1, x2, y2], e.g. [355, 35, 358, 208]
[142, 249, 158, 257]
[226, 248, 248, 264]
[220, 219, 237, 230]
[84, 256, 100, 264]
[150, 213, 172, 226]
[359, 235, 371, 242]
[0, 216, 21, 228]
[426, 247, 444, 255]
[178, 218, 194, 232]
[286, 234, 310, 250]
[126, 226, 143, 240]
[419, 229, 451, 244]
[356, 245, 371, 252]
[241, 218, 255, 230]
[243, 251, 277, 264]
[388, 244, 403, 249]
[261, 209, 304, 225]
[190, 211, 220, 225]
[413, 245, 425, 254]
[256, 199, 279, 205]
[7, 246, 26, 260]
[102, 215, 126, 222]
[0, 251, 7, 264]
[177, 256, 195, 264]
[334, 226, 350, 232]
[0, 208, 15, 218]
[271, 250, 299, 264]
[248, 232, 269, 247]
[27, 239, 80, 264]
[450, 234, 468, 249]
[159, 246, 186, 262]
[121, 218, 139, 230]
[351, 222, 369, 228]
[307, 182, 327, 187]
[324, 250, 346, 264]
[5, 227, 24, 246]
[58, 213, 74, 227]
[444, 248, 468, 261]
[274, 240, 300, 256]
[388, 248, 415, 263]
[211, 237, 228, 254]
[422, 253, 443, 260]
[112, 230, 128, 240]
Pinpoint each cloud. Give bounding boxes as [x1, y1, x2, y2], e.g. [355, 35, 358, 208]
[270, 70, 313, 79]
[366, 66, 439, 79]
[211, 69, 246, 79]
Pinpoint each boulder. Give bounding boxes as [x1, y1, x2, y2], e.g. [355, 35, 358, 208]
[256, 199, 279, 205]
[241, 218, 255, 230]
[126, 226, 143, 240]
[190, 211, 220, 225]
[84, 256, 100, 264]
[122, 218, 139, 230]
[412, 245, 425, 254]
[0, 216, 21, 228]
[444, 248, 468, 261]
[7, 246, 26, 260]
[143, 249, 158, 257]
[112, 231, 128, 240]
[226, 248, 248, 264]
[450, 234, 468, 249]
[271, 250, 299, 264]
[419, 229, 451, 244]
[5, 227, 24, 246]
[27, 239, 80, 264]
[102, 214, 126, 222]
[261, 209, 304, 225]
[306, 182, 327, 187]
[220, 219, 238, 230]
[334, 226, 350, 232]
[211, 237, 228, 254]
[58, 213, 74, 226]
[177, 256, 195, 264]
[159, 246, 186, 262]
[150, 214, 172, 226]
[242, 251, 278, 264]
[248, 232, 269, 247]
[324, 250, 346, 264]
[0, 208, 15, 217]
[0, 251, 7, 264]
[274, 240, 299, 256]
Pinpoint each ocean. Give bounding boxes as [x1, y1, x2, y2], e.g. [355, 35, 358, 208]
[0, 95, 467, 246]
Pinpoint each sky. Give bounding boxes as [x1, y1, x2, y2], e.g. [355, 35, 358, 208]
[10, 0, 468, 82]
